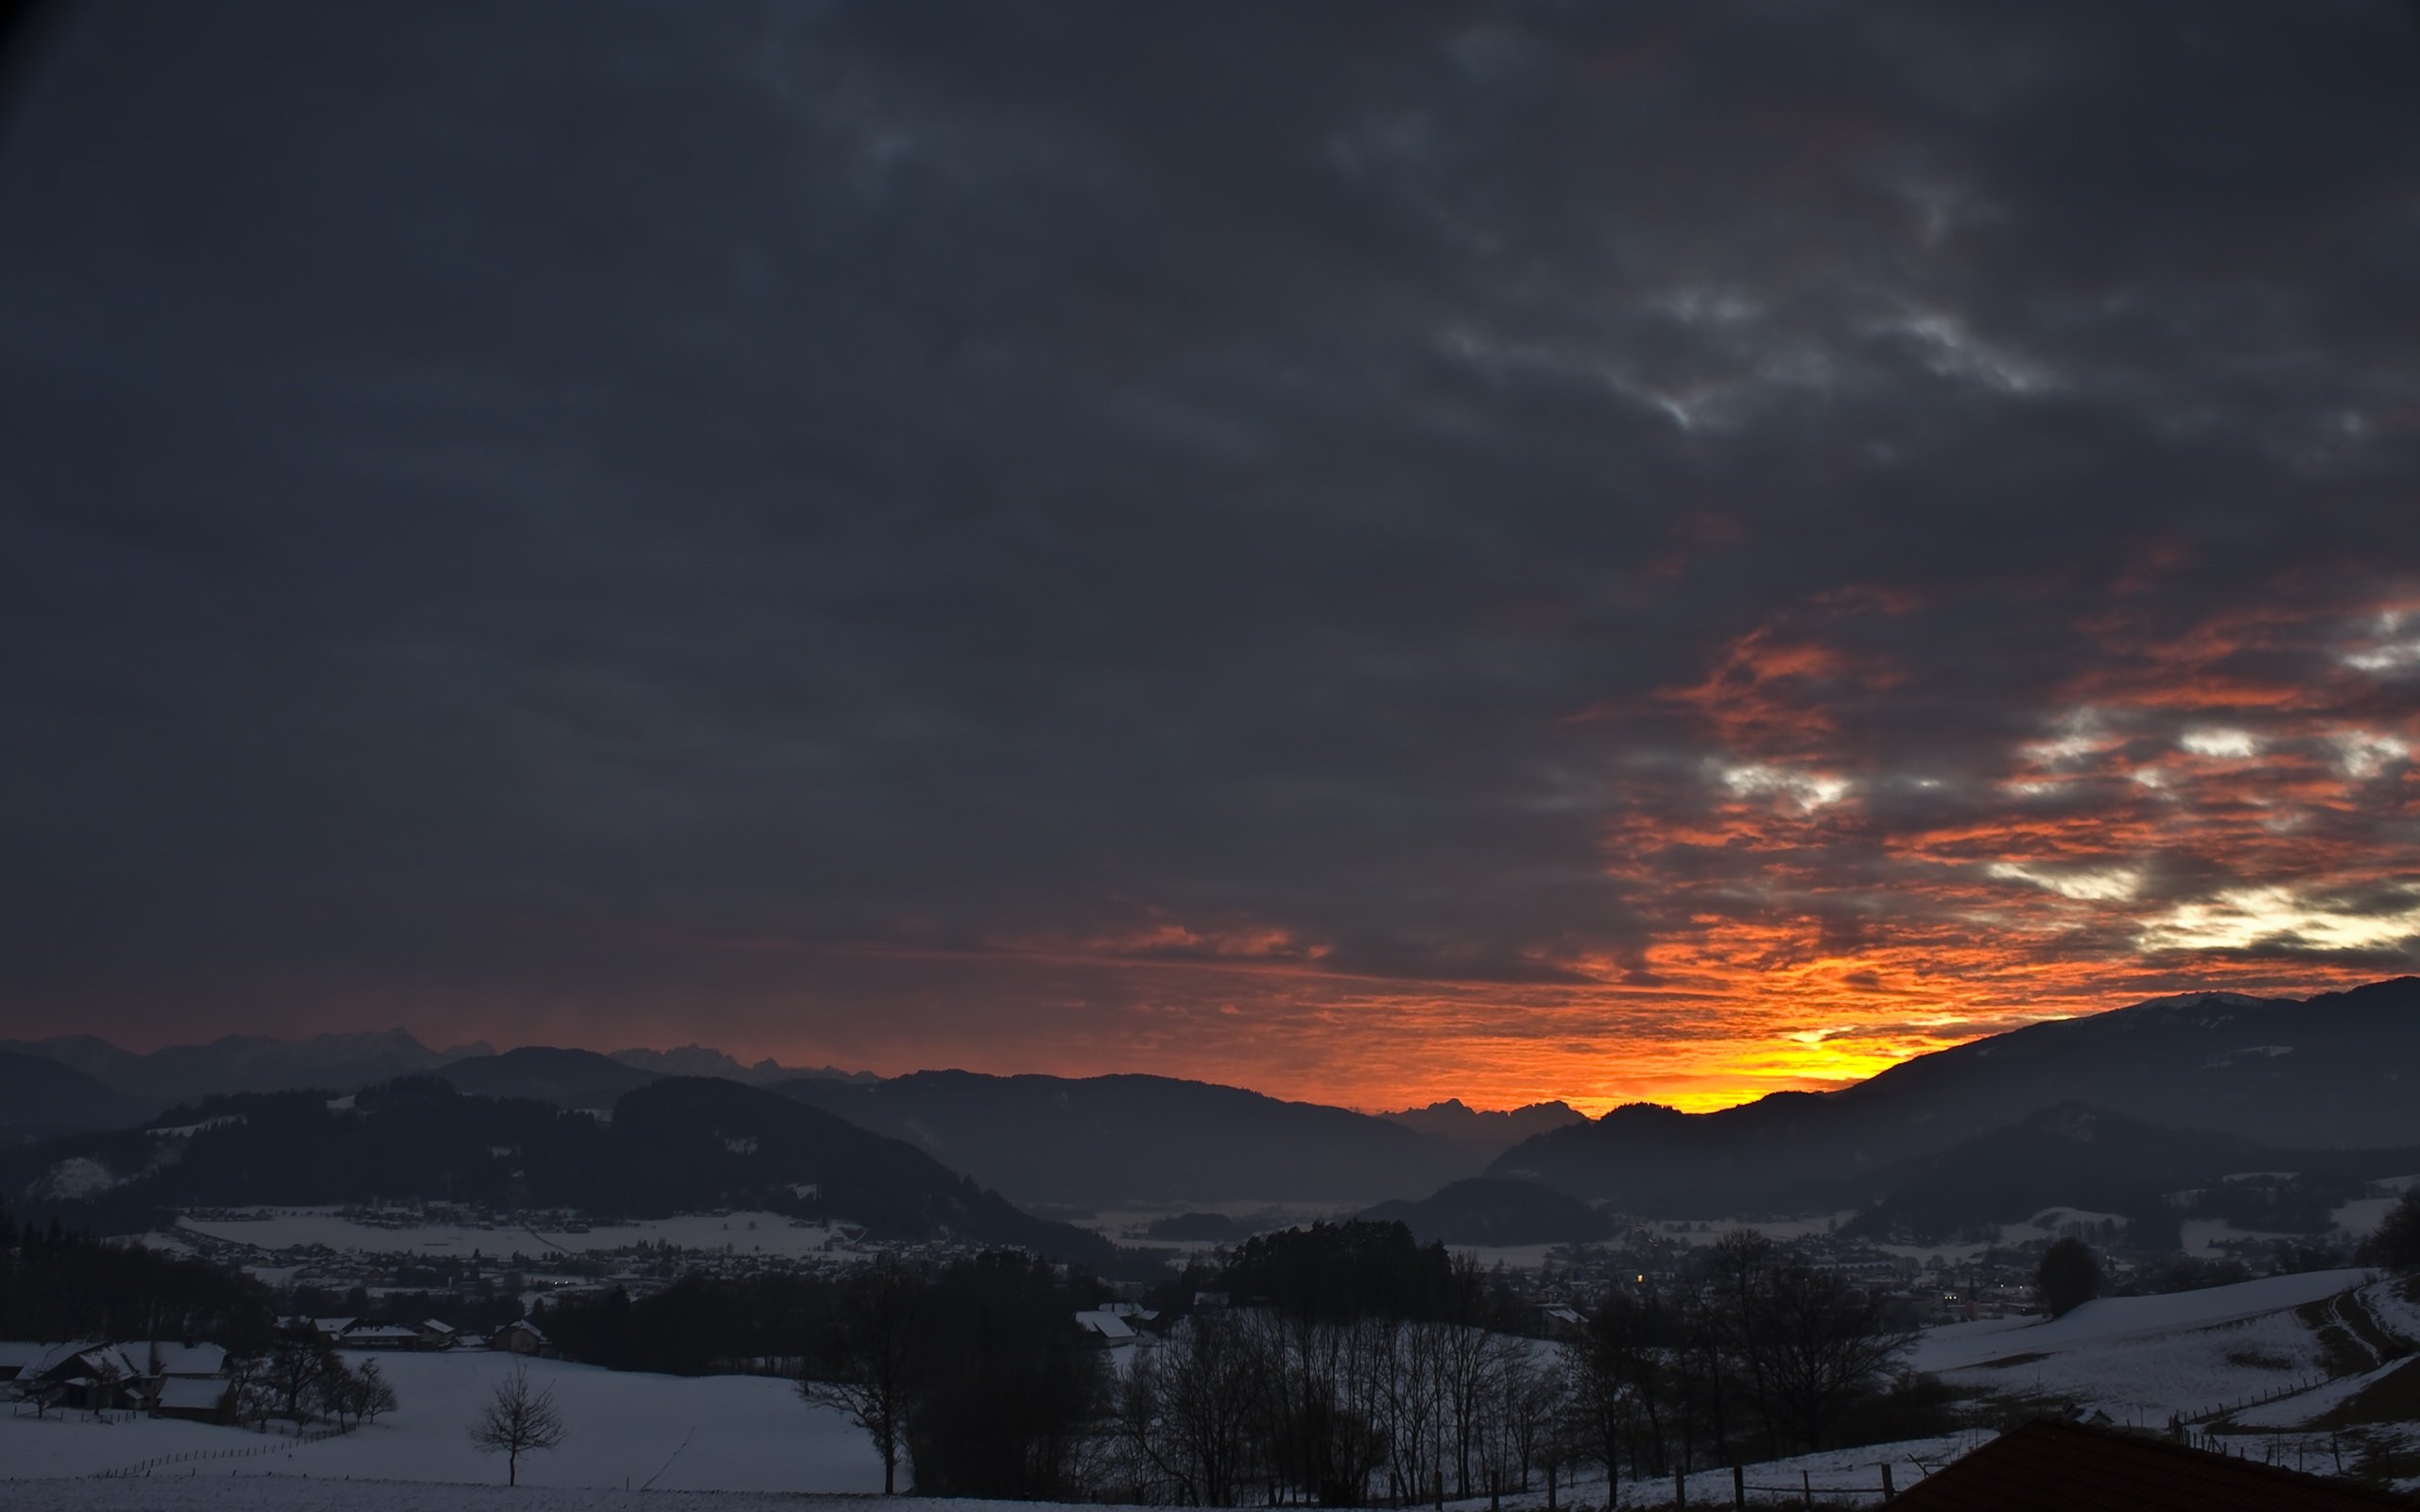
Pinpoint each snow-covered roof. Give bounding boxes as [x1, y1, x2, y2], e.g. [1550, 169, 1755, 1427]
[0, 1341, 52, 1373]
[43, 1344, 143, 1381]
[129, 1342, 227, 1376]
[497, 1319, 547, 1341]
[155, 1377, 230, 1410]
[1075, 1310, 1137, 1341]
[419, 1318, 458, 1333]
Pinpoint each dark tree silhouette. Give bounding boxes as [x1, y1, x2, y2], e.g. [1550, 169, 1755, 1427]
[469, 1363, 566, 1486]
[802, 1256, 920, 1493]
[2363, 1188, 2420, 1272]
[2035, 1237, 2101, 1317]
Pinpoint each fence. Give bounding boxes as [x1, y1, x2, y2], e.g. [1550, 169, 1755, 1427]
[94, 1420, 352, 1479]
[2180, 1369, 2342, 1426]
[1655, 1457, 1924, 1509]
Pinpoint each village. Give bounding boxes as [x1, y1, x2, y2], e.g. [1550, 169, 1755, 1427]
[6, 1188, 2343, 1438]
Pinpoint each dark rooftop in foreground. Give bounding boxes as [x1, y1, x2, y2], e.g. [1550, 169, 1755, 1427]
[1892, 1418, 2420, 1512]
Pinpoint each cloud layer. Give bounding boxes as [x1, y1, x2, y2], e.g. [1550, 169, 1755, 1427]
[4, 1, 2418, 1110]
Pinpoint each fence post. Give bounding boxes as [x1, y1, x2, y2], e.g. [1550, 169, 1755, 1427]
[1880, 1461, 1894, 1502]
[1732, 1463, 1745, 1511]
[1675, 1467, 1687, 1508]
[1802, 1468, 1813, 1509]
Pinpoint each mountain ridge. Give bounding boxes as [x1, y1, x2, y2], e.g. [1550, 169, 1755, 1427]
[1489, 977, 2420, 1210]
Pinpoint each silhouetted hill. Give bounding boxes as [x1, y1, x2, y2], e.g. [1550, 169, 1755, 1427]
[437, 1046, 660, 1110]
[779, 1071, 1476, 1207]
[0, 1029, 484, 1106]
[1143, 1211, 1258, 1243]
[1362, 1177, 1614, 1246]
[1493, 978, 2420, 1211]
[1378, 1099, 1586, 1159]
[606, 1045, 877, 1086]
[1839, 1103, 2264, 1244]
[0, 1052, 150, 1144]
[0, 1031, 876, 1106]
[0, 1076, 1111, 1265]
[1836, 1102, 2420, 1245]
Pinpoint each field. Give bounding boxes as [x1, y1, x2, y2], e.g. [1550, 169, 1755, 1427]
[1, 1349, 882, 1494]
[11, 1271, 2420, 1507]
[173, 1209, 853, 1262]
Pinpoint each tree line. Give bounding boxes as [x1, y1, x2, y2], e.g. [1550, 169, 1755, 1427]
[1103, 1228, 1925, 1507]
[794, 1222, 1923, 1505]
[0, 1205, 277, 1348]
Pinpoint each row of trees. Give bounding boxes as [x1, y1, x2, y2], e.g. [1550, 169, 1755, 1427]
[231, 1327, 400, 1431]
[0, 1206, 278, 1348]
[1107, 1231, 1920, 1507]
[807, 1251, 1109, 1498]
[803, 1227, 1919, 1505]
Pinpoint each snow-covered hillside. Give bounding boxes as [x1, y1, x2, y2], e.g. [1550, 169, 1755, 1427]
[1909, 1268, 2420, 1429]
[1, 1350, 882, 1494]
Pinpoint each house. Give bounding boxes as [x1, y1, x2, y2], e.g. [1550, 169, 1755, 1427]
[414, 1318, 459, 1350]
[493, 1319, 551, 1357]
[0, 1340, 48, 1386]
[338, 1323, 423, 1350]
[136, 1341, 229, 1380]
[1536, 1304, 1587, 1339]
[1891, 1418, 2417, 1510]
[151, 1376, 235, 1425]
[1074, 1309, 1139, 1345]
[26, 1343, 148, 1412]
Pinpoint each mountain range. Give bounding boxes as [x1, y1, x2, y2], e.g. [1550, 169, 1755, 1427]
[0, 1075, 1114, 1266]
[1489, 977, 2420, 1213]
[0, 1029, 873, 1127]
[777, 1071, 1485, 1208]
[7, 976, 2417, 1228]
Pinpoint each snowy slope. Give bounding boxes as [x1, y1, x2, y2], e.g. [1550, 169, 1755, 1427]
[1910, 1268, 2376, 1423]
[0, 1350, 882, 1494]
[1910, 1268, 2371, 1372]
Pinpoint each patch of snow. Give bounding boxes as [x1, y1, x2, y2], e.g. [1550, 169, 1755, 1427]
[2332, 1194, 2407, 1239]
[148, 1114, 248, 1139]
[36, 1157, 124, 1200]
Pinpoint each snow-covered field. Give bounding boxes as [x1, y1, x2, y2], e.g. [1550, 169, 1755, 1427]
[177, 1210, 853, 1261]
[9, 1486, 989, 1512]
[1, 1350, 882, 1494]
[8, 1441, 1983, 1512]
[1653, 1212, 1858, 1247]
[1910, 1268, 2377, 1423]
[1912, 1267, 2372, 1372]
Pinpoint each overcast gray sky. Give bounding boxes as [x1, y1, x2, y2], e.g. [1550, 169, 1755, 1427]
[5, 1, 2418, 1110]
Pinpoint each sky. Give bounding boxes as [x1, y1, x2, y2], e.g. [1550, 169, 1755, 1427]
[4, 1, 2420, 1115]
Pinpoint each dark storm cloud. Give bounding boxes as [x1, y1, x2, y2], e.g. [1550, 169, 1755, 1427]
[4, 1, 2418, 1102]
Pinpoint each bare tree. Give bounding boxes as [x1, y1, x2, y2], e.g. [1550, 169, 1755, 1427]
[469, 1362, 567, 1486]
[257, 1328, 337, 1428]
[802, 1255, 919, 1494]
[337, 1358, 399, 1427]
[1754, 1261, 1910, 1453]
[1122, 1307, 1273, 1506]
